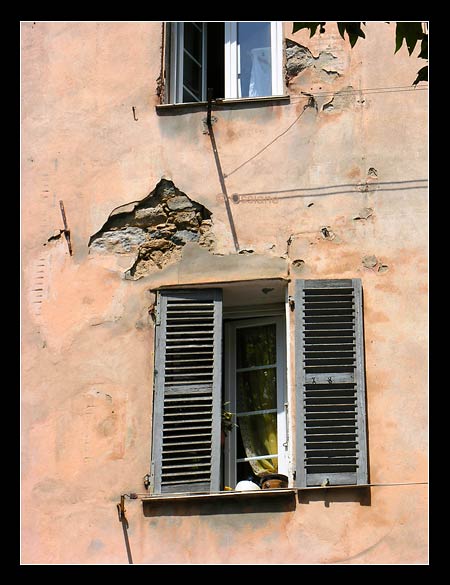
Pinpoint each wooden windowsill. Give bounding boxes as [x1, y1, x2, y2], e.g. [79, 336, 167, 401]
[140, 488, 297, 503]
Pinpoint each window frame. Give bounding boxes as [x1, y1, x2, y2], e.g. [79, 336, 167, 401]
[223, 315, 288, 489]
[169, 21, 284, 104]
[170, 22, 208, 104]
[224, 22, 284, 100]
[148, 278, 368, 497]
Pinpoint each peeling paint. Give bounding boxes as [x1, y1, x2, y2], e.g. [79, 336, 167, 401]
[353, 208, 374, 221]
[322, 86, 355, 113]
[88, 178, 215, 280]
[46, 229, 64, 243]
[285, 39, 342, 84]
[362, 255, 378, 269]
[321, 226, 336, 240]
[357, 168, 379, 193]
[292, 259, 305, 268]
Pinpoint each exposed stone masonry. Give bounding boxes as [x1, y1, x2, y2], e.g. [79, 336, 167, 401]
[89, 179, 215, 279]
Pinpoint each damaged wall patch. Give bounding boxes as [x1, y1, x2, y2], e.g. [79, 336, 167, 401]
[88, 178, 215, 280]
[285, 39, 342, 84]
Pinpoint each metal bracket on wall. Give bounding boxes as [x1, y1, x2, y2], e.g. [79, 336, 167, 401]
[202, 87, 217, 134]
[59, 200, 73, 256]
[117, 495, 127, 522]
[117, 493, 138, 523]
[202, 115, 217, 134]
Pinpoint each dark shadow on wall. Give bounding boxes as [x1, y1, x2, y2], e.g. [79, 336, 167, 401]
[142, 493, 296, 518]
[119, 515, 134, 564]
[207, 114, 240, 253]
[231, 179, 428, 201]
[297, 486, 371, 508]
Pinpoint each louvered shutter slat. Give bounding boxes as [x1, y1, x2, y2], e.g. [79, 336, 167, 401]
[295, 279, 368, 487]
[150, 289, 222, 494]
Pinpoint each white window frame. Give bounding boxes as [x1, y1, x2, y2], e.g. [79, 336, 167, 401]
[225, 21, 284, 99]
[170, 22, 284, 104]
[224, 315, 288, 489]
[170, 22, 207, 104]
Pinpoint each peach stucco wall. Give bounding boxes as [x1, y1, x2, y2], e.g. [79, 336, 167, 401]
[21, 21, 428, 564]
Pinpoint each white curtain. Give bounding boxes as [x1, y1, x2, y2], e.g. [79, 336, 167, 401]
[249, 47, 272, 98]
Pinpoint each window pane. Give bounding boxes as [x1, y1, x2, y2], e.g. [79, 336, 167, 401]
[183, 23, 203, 102]
[236, 369, 277, 412]
[183, 53, 202, 101]
[236, 323, 276, 368]
[237, 412, 278, 475]
[184, 22, 203, 62]
[237, 22, 272, 97]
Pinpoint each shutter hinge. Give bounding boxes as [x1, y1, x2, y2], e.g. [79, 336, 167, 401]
[288, 296, 295, 311]
[145, 461, 155, 492]
[152, 292, 161, 326]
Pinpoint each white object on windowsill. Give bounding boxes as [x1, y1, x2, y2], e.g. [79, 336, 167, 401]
[235, 480, 261, 491]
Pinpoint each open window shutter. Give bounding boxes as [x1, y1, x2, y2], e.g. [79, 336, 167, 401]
[150, 289, 222, 494]
[294, 279, 368, 487]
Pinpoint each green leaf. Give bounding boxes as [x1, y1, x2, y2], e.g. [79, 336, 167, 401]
[337, 22, 366, 47]
[418, 34, 428, 60]
[292, 22, 325, 37]
[337, 22, 346, 39]
[413, 65, 428, 85]
[395, 22, 424, 55]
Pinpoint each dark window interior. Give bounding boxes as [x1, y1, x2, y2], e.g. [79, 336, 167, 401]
[206, 23, 225, 99]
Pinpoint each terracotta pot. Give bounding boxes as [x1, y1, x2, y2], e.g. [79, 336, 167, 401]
[260, 473, 288, 490]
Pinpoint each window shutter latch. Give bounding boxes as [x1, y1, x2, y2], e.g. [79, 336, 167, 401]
[144, 461, 155, 491]
[283, 402, 289, 448]
[288, 296, 295, 311]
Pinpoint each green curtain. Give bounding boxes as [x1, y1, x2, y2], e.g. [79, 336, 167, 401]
[237, 367, 278, 477]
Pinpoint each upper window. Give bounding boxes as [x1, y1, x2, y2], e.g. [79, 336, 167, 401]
[168, 22, 284, 104]
[149, 279, 369, 495]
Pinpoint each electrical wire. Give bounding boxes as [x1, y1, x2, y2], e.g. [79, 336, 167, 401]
[221, 82, 427, 180]
[288, 84, 428, 102]
[223, 98, 311, 179]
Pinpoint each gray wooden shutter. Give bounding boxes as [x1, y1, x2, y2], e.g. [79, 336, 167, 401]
[150, 288, 222, 494]
[294, 279, 368, 487]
